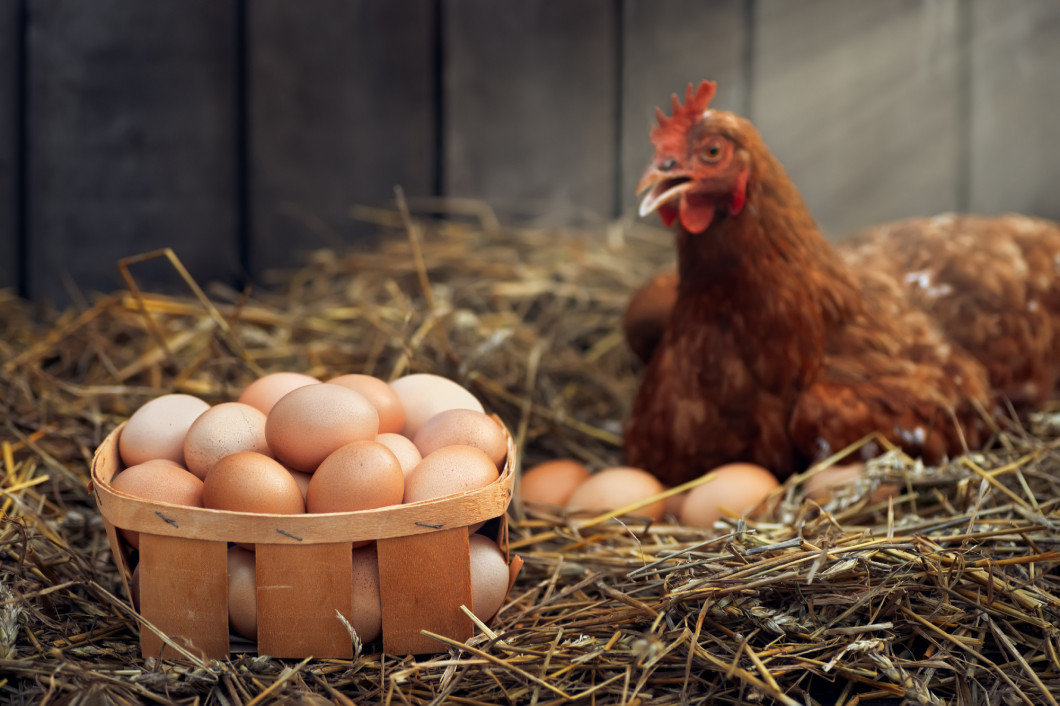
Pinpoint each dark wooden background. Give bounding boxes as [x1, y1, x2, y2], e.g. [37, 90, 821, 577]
[2, 0, 1058, 304]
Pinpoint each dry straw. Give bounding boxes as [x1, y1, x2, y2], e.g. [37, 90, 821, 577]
[3, 201, 1060, 704]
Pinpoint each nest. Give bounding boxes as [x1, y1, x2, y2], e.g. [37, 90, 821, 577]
[3, 201, 1060, 704]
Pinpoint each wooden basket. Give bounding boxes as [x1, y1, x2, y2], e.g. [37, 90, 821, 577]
[90, 419, 521, 660]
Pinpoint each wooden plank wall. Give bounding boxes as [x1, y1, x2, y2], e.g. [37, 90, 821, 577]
[25, 0, 240, 303]
[0, 1, 17, 292]
[249, 0, 435, 275]
[2, 0, 1059, 304]
[445, 1, 618, 224]
[971, 1, 1060, 217]
[620, 0, 749, 216]
[754, 0, 962, 238]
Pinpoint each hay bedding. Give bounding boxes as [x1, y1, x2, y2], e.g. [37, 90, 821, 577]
[3, 207, 1060, 705]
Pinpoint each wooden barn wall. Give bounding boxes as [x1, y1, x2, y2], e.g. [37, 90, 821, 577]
[1, 1, 16, 293]
[1, 0, 1059, 304]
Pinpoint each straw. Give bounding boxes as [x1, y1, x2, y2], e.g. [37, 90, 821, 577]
[3, 202, 1060, 703]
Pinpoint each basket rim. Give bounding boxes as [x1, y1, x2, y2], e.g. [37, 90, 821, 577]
[91, 417, 516, 544]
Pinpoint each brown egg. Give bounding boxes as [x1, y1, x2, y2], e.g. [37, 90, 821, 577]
[202, 451, 306, 515]
[469, 534, 509, 622]
[351, 543, 382, 644]
[306, 441, 404, 514]
[803, 463, 901, 505]
[288, 467, 312, 500]
[375, 433, 422, 476]
[403, 445, 500, 504]
[664, 489, 688, 520]
[237, 372, 320, 415]
[149, 458, 186, 468]
[265, 384, 380, 472]
[679, 463, 779, 529]
[227, 545, 258, 640]
[566, 466, 666, 521]
[119, 394, 210, 467]
[183, 402, 270, 480]
[803, 463, 865, 503]
[413, 409, 508, 469]
[327, 374, 405, 435]
[388, 373, 484, 438]
[110, 460, 205, 548]
[519, 459, 591, 507]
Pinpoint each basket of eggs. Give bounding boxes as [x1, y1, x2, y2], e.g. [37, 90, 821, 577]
[90, 372, 521, 660]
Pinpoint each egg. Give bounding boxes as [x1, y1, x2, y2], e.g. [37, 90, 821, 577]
[350, 544, 382, 643]
[403, 445, 500, 504]
[131, 458, 185, 470]
[227, 545, 258, 640]
[663, 489, 688, 519]
[288, 467, 312, 500]
[202, 451, 306, 516]
[388, 373, 484, 438]
[412, 409, 507, 469]
[803, 463, 900, 505]
[183, 402, 270, 480]
[566, 466, 666, 521]
[803, 463, 865, 503]
[679, 463, 779, 528]
[237, 372, 320, 415]
[374, 433, 422, 476]
[327, 374, 405, 434]
[469, 534, 509, 622]
[519, 459, 591, 507]
[119, 394, 210, 466]
[306, 441, 404, 515]
[109, 459, 205, 547]
[265, 384, 380, 472]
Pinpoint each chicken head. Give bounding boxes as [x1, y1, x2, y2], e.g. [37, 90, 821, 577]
[637, 81, 751, 235]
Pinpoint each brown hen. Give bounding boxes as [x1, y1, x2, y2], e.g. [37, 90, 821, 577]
[624, 81, 1060, 486]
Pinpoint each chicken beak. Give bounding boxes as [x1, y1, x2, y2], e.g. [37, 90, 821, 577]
[637, 169, 694, 218]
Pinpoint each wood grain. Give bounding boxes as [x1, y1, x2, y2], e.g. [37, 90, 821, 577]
[138, 533, 229, 660]
[621, 0, 749, 216]
[25, 0, 239, 304]
[248, 0, 435, 277]
[378, 527, 472, 655]
[444, 0, 618, 224]
[753, 0, 961, 239]
[256, 542, 355, 658]
[969, 0, 1060, 221]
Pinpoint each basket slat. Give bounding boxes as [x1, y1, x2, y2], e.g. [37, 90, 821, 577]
[139, 533, 229, 660]
[379, 528, 473, 654]
[92, 414, 519, 658]
[101, 517, 133, 601]
[256, 542, 355, 658]
[92, 423, 515, 544]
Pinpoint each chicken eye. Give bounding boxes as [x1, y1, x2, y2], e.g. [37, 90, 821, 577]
[702, 141, 725, 163]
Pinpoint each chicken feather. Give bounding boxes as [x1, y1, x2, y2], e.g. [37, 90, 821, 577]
[624, 81, 1060, 485]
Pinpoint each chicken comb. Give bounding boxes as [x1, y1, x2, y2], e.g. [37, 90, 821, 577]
[649, 81, 718, 152]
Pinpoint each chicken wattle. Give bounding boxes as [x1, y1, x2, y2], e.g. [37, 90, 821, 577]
[624, 80, 1060, 485]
